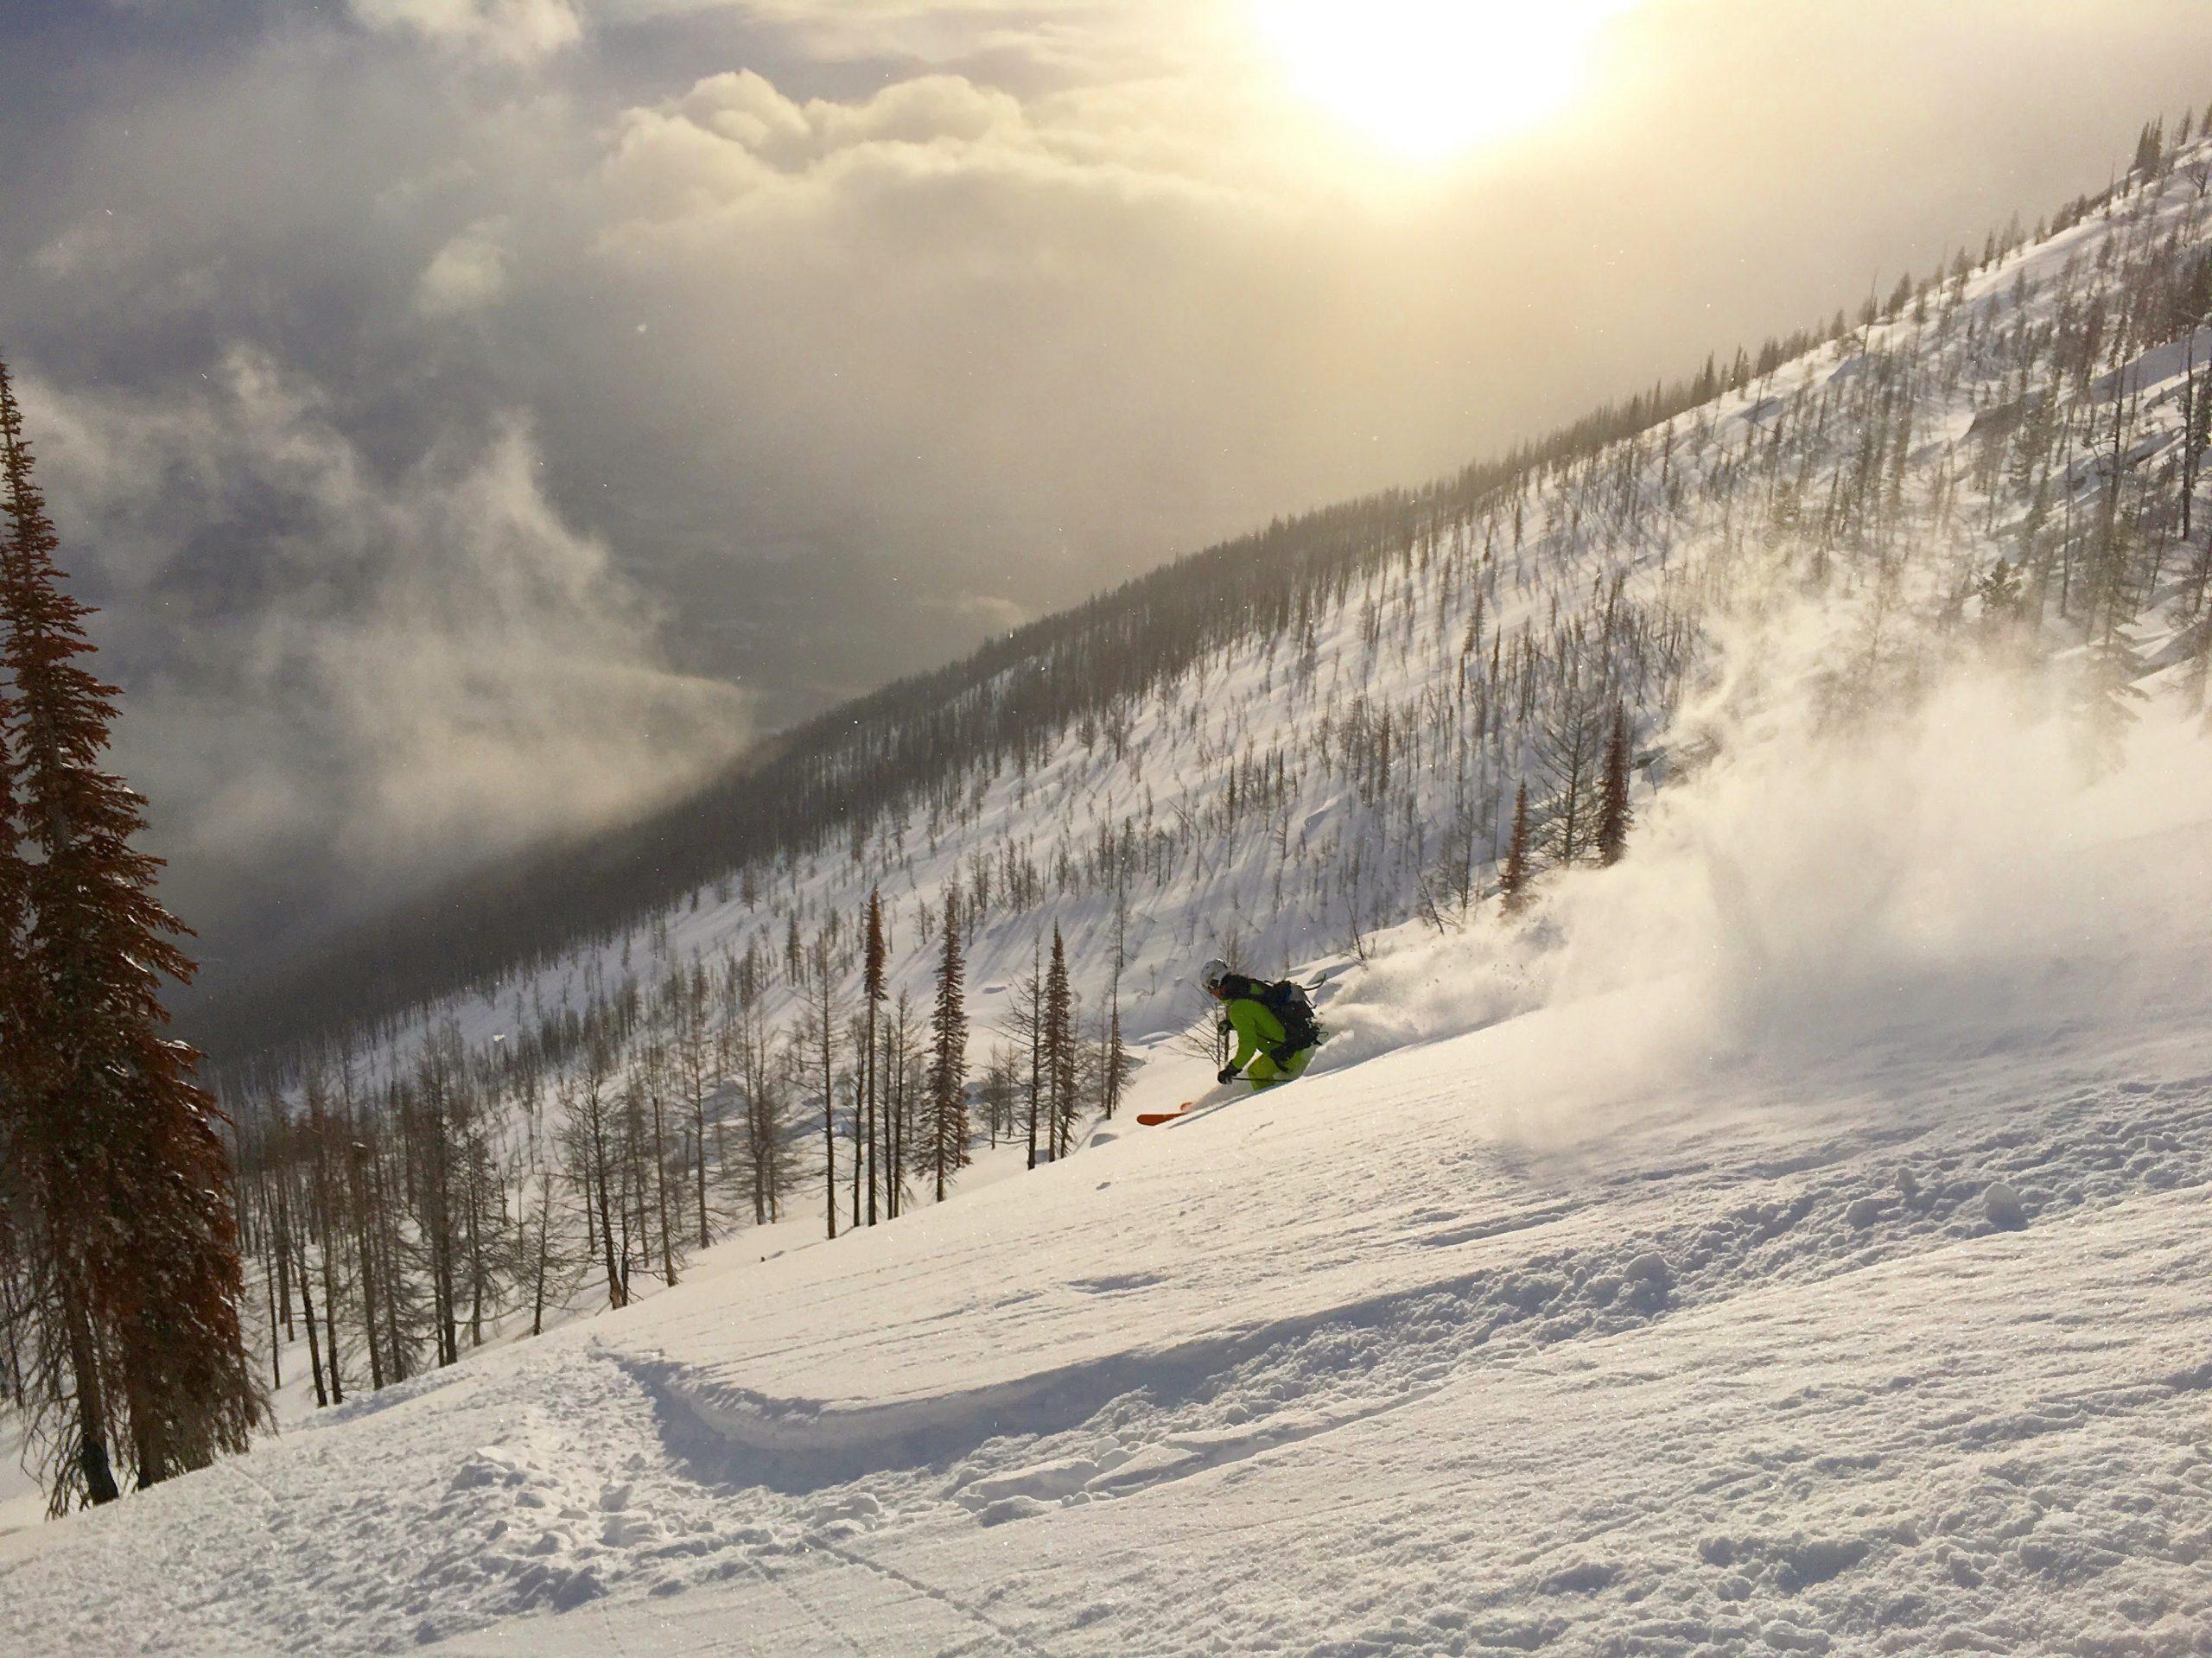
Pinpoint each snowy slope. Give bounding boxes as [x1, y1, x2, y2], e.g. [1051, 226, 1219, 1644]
[14, 124, 2212, 1657]
[7, 652, 2212, 1655]
[292, 125, 2212, 1132]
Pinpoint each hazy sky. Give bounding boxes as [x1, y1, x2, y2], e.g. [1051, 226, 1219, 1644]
[3, 0, 2210, 989]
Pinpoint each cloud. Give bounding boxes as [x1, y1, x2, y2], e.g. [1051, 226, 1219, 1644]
[350, 0, 583, 62]
[416, 219, 512, 315]
[936, 591, 1031, 632]
[594, 63, 1251, 220]
[22, 353, 752, 962]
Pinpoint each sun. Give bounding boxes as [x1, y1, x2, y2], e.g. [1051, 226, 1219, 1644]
[1251, 0, 1638, 162]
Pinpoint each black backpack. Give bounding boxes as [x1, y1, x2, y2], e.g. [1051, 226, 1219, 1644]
[1225, 974, 1320, 1060]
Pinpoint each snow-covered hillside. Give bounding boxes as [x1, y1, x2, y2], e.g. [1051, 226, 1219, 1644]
[10, 118, 2212, 1655]
[264, 121, 2212, 1108]
[6, 657, 2212, 1654]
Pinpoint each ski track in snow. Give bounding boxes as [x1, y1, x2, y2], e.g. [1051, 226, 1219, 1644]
[6, 929, 2212, 1655]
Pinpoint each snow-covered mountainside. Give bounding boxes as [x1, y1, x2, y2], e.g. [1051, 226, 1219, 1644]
[10, 126, 2212, 1655]
[238, 125, 2212, 1105]
[6, 676, 2212, 1654]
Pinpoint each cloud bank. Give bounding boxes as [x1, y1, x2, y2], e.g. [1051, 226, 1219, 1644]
[352, 0, 584, 62]
[24, 355, 750, 964]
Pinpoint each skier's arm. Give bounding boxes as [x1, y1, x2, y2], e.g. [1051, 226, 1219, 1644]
[1223, 1001, 1274, 1074]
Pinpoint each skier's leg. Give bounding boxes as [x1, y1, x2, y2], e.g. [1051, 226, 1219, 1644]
[1281, 1046, 1313, 1082]
[1246, 1053, 1283, 1088]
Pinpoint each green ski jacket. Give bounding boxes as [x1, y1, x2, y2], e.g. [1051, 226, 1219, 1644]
[1222, 995, 1289, 1072]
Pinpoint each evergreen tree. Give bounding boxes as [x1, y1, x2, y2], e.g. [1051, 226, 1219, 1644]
[1535, 699, 1605, 865]
[1099, 991, 1131, 1120]
[2133, 118, 2166, 178]
[925, 892, 968, 1202]
[1499, 782, 1535, 916]
[1043, 929, 1077, 1159]
[884, 990, 919, 1216]
[803, 935, 840, 1241]
[2075, 622, 2149, 778]
[1596, 704, 1634, 868]
[1012, 938, 1045, 1170]
[0, 362, 262, 1506]
[0, 499, 26, 1407]
[861, 887, 886, 1226]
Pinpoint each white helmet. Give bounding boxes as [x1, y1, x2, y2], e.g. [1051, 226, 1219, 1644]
[1199, 957, 1230, 994]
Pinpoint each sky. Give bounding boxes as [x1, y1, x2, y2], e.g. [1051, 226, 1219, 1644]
[3, 0, 2210, 995]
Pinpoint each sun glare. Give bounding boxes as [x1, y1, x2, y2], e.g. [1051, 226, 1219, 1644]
[1252, 0, 1637, 161]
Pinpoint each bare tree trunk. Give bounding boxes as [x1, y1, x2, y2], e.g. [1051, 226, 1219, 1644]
[271, 1178, 295, 1344]
[59, 1261, 121, 1506]
[352, 1147, 384, 1393]
[692, 1086, 710, 1254]
[651, 1075, 676, 1287]
[530, 1181, 556, 1337]
[465, 1170, 485, 1349]
[315, 1156, 343, 1406]
[292, 1217, 327, 1409]
[263, 1240, 282, 1393]
[375, 1155, 409, 1385]
[811, 942, 838, 1242]
[594, 1160, 623, 1311]
[0, 1252, 29, 1407]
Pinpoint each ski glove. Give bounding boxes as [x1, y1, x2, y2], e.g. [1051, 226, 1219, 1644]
[1217, 1064, 1240, 1085]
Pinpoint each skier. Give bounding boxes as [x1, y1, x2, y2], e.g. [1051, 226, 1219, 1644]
[1200, 958, 1320, 1090]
